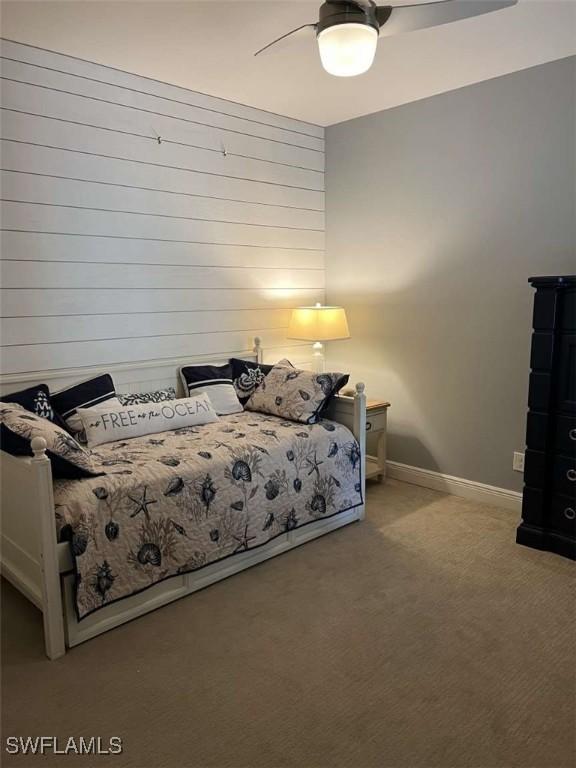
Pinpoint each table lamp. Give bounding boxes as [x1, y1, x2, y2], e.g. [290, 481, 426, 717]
[287, 303, 350, 372]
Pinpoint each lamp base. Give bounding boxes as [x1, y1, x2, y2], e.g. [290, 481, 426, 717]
[312, 341, 325, 373]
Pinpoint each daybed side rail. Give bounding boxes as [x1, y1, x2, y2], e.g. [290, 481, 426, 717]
[0, 438, 65, 659]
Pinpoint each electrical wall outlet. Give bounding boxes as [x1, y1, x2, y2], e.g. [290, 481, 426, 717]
[513, 452, 525, 472]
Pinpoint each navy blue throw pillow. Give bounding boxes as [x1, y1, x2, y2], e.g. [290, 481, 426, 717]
[230, 359, 276, 405]
[0, 384, 69, 430]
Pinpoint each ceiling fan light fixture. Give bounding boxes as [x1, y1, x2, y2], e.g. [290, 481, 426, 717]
[317, 22, 378, 77]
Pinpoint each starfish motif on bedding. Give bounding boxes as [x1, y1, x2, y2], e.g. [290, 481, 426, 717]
[232, 523, 256, 553]
[127, 486, 158, 519]
[305, 451, 324, 478]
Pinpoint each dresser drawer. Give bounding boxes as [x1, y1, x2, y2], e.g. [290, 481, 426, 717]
[557, 334, 576, 414]
[530, 332, 555, 370]
[521, 486, 545, 527]
[555, 416, 576, 457]
[553, 456, 576, 499]
[528, 372, 552, 411]
[532, 288, 559, 330]
[524, 449, 547, 489]
[550, 494, 576, 539]
[526, 412, 549, 451]
[560, 288, 576, 331]
[365, 412, 386, 433]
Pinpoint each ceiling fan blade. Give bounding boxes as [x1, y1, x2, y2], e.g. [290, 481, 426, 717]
[378, 0, 518, 37]
[327, 0, 376, 8]
[254, 23, 317, 57]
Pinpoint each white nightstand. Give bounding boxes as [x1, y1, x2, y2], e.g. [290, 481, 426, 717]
[365, 400, 391, 482]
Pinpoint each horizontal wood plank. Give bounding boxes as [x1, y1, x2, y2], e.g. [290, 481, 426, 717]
[0, 288, 325, 317]
[0, 260, 325, 290]
[0, 172, 324, 231]
[0, 328, 303, 374]
[0, 39, 324, 139]
[1, 59, 324, 151]
[1, 140, 324, 210]
[1, 83, 324, 170]
[0, 231, 325, 270]
[1, 309, 291, 346]
[0, 202, 325, 250]
[0, 102, 324, 189]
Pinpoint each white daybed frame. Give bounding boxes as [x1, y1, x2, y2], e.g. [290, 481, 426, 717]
[0, 339, 366, 659]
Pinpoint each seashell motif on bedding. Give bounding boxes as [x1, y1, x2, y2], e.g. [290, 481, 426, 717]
[164, 477, 185, 496]
[52, 410, 363, 620]
[231, 460, 251, 483]
[137, 543, 162, 567]
[105, 520, 120, 541]
[94, 561, 115, 603]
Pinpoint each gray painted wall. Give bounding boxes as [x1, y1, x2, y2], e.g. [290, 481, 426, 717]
[325, 57, 576, 492]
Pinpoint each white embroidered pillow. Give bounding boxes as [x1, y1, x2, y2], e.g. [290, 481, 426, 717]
[77, 393, 219, 447]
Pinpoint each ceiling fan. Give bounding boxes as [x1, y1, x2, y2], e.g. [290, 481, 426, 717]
[254, 0, 518, 77]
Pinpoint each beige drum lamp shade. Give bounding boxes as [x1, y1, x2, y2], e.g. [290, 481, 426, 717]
[287, 303, 350, 372]
[287, 304, 350, 342]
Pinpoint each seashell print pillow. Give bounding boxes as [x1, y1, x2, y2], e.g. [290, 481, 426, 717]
[0, 403, 103, 479]
[245, 364, 349, 424]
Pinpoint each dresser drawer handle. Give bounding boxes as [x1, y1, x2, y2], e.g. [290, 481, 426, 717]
[567, 469, 576, 482]
[366, 421, 372, 431]
[564, 507, 576, 521]
[570, 429, 576, 441]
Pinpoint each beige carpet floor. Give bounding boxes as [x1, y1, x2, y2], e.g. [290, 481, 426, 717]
[1, 480, 574, 768]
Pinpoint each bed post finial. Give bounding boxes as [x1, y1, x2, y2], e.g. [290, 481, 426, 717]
[31, 436, 48, 460]
[355, 382, 366, 396]
[253, 336, 263, 364]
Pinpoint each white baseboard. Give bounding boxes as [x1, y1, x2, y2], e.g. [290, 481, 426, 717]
[386, 461, 522, 512]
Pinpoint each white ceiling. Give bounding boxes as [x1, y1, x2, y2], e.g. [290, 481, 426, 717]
[1, 0, 574, 126]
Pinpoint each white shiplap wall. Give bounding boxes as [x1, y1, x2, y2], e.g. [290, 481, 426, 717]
[0, 39, 324, 378]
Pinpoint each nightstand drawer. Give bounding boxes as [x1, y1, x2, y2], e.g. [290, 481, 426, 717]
[366, 412, 386, 433]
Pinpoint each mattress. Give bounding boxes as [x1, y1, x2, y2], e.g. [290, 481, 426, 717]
[54, 411, 363, 619]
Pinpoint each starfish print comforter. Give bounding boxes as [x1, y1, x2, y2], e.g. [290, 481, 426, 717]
[53, 411, 363, 619]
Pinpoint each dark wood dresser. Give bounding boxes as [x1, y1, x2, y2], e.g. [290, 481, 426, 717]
[517, 275, 576, 560]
